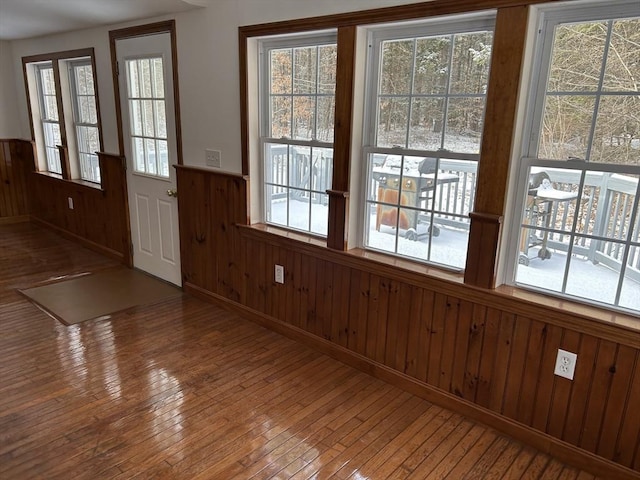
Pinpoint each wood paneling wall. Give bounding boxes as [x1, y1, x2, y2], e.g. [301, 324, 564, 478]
[177, 166, 640, 479]
[0, 139, 131, 263]
[0, 139, 32, 221]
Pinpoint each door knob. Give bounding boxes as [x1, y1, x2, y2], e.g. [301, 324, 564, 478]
[166, 189, 178, 197]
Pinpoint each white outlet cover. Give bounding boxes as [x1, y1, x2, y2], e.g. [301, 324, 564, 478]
[275, 264, 284, 284]
[554, 349, 577, 380]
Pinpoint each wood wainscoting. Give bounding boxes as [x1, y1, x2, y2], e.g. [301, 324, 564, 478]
[177, 166, 640, 479]
[0, 139, 32, 223]
[0, 139, 131, 264]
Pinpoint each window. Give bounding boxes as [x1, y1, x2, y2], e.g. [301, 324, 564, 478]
[362, 16, 495, 270]
[69, 60, 100, 183]
[260, 34, 337, 236]
[125, 57, 169, 178]
[513, 2, 639, 314]
[23, 50, 102, 183]
[35, 62, 62, 174]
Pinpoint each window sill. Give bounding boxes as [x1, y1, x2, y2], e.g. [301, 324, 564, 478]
[33, 171, 103, 191]
[495, 284, 640, 340]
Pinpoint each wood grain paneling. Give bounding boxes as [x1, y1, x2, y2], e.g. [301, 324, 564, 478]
[29, 150, 130, 263]
[176, 165, 248, 298]
[0, 139, 32, 220]
[177, 162, 640, 478]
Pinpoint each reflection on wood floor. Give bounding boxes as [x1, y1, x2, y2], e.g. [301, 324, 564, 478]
[0, 223, 599, 479]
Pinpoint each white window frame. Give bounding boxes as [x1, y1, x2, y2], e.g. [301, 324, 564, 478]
[507, 0, 640, 314]
[68, 58, 101, 183]
[360, 13, 496, 271]
[35, 62, 62, 175]
[258, 32, 337, 237]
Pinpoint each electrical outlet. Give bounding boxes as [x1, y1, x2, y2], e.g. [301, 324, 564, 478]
[205, 149, 221, 168]
[554, 349, 577, 380]
[67, 197, 74, 210]
[275, 264, 284, 284]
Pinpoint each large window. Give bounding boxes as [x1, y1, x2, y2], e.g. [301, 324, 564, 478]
[260, 34, 337, 236]
[35, 63, 62, 174]
[362, 16, 495, 270]
[23, 50, 102, 183]
[513, 2, 639, 314]
[69, 60, 100, 183]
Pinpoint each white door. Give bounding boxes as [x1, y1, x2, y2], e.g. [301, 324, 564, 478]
[117, 33, 181, 286]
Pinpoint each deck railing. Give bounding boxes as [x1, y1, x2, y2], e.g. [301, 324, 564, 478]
[267, 148, 639, 279]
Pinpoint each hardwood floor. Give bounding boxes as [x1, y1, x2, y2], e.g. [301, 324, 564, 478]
[0, 223, 599, 479]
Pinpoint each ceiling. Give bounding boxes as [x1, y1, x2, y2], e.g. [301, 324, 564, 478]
[0, 0, 210, 41]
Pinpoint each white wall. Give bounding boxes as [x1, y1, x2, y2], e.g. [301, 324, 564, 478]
[0, 40, 22, 138]
[9, 0, 422, 172]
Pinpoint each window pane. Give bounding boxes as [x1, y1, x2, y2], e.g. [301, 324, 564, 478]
[380, 39, 413, 95]
[133, 137, 145, 172]
[155, 100, 167, 139]
[409, 97, 445, 151]
[270, 96, 292, 138]
[414, 36, 451, 95]
[44, 96, 59, 121]
[293, 47, 317, 94]
[271, 49, 292, 94]
[591, 95, 640, 165]
[84, 66, 95, 95]
[266, 183, 289, 227]
[290, 146, 311, 190]
[548, 21, 607, 92]
[444, 97, 485, 153]
[145, 138, 157, 174]
[130, 100, 143, 136]
[40, 67, 55, 95]
[538, 95, 596, 160]
[142, 100, 155, 137]
[140, 59, 152, 98]
[316, 96, 335, 142]
[603, 19, 640, 92]
[288, 188, 311, 231]
[377, 97, 409, 148]
[566, 236, 623, 305]
[157, 139, 169, 177]
[293, 96, 315, 140]
[318, 45, 336, 95]
[152, 58, 165, 98]
[78, 96, 96, 124]
[449, 31, 493, 95]
[310, 193, 329, 236]
[127, 60, 140, 98]
[265, 143, 288, 187]
[43, 122, 61, 148]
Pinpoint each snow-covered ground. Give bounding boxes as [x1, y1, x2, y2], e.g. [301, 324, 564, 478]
[269, 198, 640, 313]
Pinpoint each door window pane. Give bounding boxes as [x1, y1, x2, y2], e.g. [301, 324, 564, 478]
[126, 57, 169, 178]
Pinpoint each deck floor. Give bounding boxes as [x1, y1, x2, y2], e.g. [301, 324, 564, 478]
[0, 222, 599, 479]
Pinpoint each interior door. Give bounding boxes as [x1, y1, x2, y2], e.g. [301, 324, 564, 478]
[116, 32, 181, 286]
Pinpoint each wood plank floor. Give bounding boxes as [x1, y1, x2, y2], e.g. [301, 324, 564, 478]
[0, 223, 600, 479]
